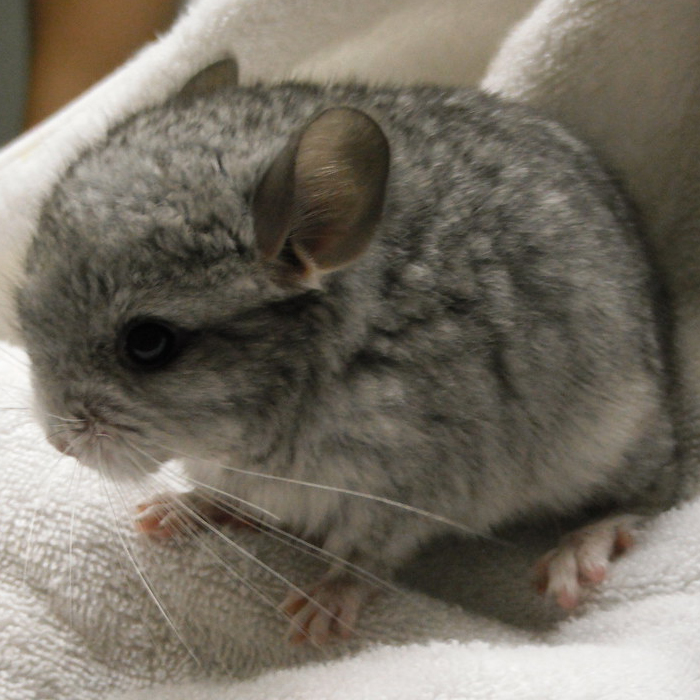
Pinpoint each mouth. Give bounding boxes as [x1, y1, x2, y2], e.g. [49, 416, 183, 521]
[47, 420, 164, 477]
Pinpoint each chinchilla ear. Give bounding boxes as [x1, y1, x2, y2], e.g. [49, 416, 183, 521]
[253, 107, 390, 278]
[178, 57, 238, 98]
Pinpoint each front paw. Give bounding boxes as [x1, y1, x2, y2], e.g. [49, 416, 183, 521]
[280, 574, 374, 645]
[135, 490, 250, 539]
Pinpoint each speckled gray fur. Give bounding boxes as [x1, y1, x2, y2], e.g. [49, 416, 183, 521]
[17, 77, 678, 590]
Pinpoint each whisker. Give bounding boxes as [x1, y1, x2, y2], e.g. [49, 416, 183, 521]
[140, 478, 350, 645]
[115, 458, 332, 652]
[245, 519, 399, 594]
[106, 473, 208, 670]
[169, 472, 282, 523]
[126, 440, 282, 523]
[67, 456, 84, 630]
[193, 511, 358, 641]
[45, 422, 74, 431]
[123, 440, 400, 598]
[45, 427, 74, 442]
[146, 439, 481, 537]
[23, 445, 70, 584]
[135, 484, 330, 650]
[45, 413, 87, 424]
[159, 471, 399, 595]
[98, 466, 202, 666]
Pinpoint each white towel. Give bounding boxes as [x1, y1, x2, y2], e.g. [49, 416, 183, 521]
[3, 338, 700, 700]
[1, 1, 699, 698]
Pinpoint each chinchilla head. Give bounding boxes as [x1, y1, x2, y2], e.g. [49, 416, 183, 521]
[15, 60, 390, 477]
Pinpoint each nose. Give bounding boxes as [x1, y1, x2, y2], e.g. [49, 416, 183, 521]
[48, 433, 75, 456]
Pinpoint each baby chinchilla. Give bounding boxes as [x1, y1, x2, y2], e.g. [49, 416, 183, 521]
[16, 59, 678, 643]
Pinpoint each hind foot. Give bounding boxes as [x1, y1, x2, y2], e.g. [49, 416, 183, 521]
[135, 490, 252, 538]
[535, 513, 640, 609]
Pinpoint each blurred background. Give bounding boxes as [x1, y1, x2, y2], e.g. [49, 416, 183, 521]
[0, 0, 29, 146]
[0, 0, 181, 147]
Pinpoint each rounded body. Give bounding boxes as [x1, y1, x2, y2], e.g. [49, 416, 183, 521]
[17, 79, 676, 581]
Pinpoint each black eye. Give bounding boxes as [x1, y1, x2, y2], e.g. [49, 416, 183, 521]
[120, 319, 182, 370]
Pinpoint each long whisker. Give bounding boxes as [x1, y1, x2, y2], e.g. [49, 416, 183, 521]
[45, 427, 74, 442]
[126, 439, 282, 523]
[146, 438, 481, 537]
[116, 455, 339, 650]
[98, 466, 202, 666]
[46, 413, 87, 424]
[67, 456, 83, 630]
[156, 469, 399, 594]
[23, 441, 76, 584]
[120, 445, 386, 643]
[182, 473, 283, 523]
[174, 480, 398, 594]
[135, 478, 335, 650]
[104, 470, 200, 668]
[188, 519, 340, 647]
[138, 477, 351, 644]
[122, 438, 400, 595]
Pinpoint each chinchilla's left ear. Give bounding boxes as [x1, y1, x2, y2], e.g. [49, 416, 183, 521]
[253, 107, 390, 279]
[178, 57, 239, 98]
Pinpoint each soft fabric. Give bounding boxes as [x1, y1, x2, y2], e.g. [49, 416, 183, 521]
[3, 341, 700, 700]
[1, 0, 699, 699]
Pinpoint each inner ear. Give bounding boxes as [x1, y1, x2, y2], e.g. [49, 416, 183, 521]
[253, 107, 390, 276]
[177, 57, 239, 99]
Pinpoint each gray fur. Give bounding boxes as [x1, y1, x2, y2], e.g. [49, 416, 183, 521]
[16, 77, 678, 588]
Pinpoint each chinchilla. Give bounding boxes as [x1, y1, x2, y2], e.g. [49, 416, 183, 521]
[15, 59, 679, 642]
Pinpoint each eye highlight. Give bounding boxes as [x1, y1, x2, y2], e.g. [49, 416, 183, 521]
[119, 318, 183, 370]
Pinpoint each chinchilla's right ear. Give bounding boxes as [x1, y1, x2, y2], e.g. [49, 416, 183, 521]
[178, 57, 239, 98]
[253, 107, 390, 282]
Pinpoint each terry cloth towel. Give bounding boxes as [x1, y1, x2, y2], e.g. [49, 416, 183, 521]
[1, 1, 699, 699]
